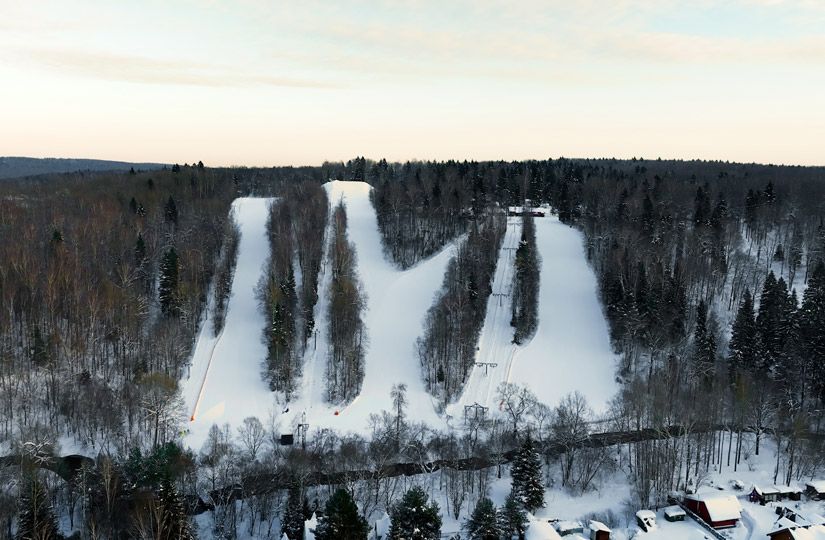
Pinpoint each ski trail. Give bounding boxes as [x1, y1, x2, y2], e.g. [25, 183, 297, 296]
[181, 197, 276, 450]
[508, 215, 617, 414]
[447, 216, 522, 419]
[284, 181, 454, 433]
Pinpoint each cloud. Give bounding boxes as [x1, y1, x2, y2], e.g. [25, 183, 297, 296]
[16, 49, 341, 89]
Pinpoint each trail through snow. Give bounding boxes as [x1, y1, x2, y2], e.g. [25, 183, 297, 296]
[181, 198, 275, 450]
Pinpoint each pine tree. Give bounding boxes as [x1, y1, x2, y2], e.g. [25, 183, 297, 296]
[281, 483, 305, 540]
[464, 498, 500, 540]
[728, 289, 758, 385]
[498, 491, 528, 540]
[510, 435, 544, 512]
[17, 475, 61, 540]
[158, 247, 179, 316]
[388, 486, 442, 540]
[314, 489, 368, 540]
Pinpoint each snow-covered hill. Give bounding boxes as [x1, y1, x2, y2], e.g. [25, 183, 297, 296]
[181, 185, 618, 449]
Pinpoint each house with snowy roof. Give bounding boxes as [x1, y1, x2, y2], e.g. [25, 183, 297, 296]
[683, 492, 741, 528]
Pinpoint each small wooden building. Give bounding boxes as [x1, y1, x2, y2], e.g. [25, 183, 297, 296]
[588, 520, 611, 540]
[767, 521, 825, 540]
[751, 485, 781, 505]
[805, 481, 825, 500]
[664, 506, 686, 522]
[683, 493, 741, 529]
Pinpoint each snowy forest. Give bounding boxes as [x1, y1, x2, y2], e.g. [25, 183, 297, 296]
[1, 158, 824, 539]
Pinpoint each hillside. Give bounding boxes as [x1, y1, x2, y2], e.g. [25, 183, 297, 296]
[0, 156, 165, 179]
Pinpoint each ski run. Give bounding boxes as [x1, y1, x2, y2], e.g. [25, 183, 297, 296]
[181, 182, 617, 448]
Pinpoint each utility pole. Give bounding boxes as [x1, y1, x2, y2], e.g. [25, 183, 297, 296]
[297, 411, 310, 450]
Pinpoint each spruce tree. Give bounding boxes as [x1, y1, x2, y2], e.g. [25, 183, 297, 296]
[388, 486, 442, 540]
[164, 196, 178, 225]
[800, 261, 825, 403]
[510, 435, 544, 512]
[693, 300, 716, 385]
[728, 289, 758, 385]
[464, 498, 500, 540]
[17, 475, 61, 540]
[314, 489, 368, 540]
[158, 247, 179, 316]
[281, 483, 305, 540]
[156, 478, 195, 540]
[498, 491, 528, 540]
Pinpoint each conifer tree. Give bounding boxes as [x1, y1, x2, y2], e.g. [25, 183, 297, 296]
[164, 196, 178, 225]
[156, 478, 195, 540]
[388, 486, 442, 540]
[17, 475, 61, 540]
[158, 247, 180, 316]
[510, 435, 544, 512]
[800, 261, 825, 403]
[693, 300, 716, 384]
[281, 483, 305, 540]
[498, 491, 528, 540]
[314, 489, 368, 540]
[464, 498, 500, 540]
[728, 289, 758, 385]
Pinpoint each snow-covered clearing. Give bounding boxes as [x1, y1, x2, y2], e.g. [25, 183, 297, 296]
[181, 198, 276, 450]
[508, 215, 617, 414]
[281, 181, 454, 434]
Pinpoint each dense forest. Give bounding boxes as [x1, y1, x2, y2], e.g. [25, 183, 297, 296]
[1, 158, 824, 538]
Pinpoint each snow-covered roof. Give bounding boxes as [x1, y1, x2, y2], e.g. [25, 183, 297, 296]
[753, 484, 781, 495]
[770, 524, 825, 540]
[686, 493, 741, 522]
[664, 505, 686, 518]
[636, 510, 656, 519]
[555, 520, 584, 533]
[589, 520, 611, 532]
[806, 480, 825, 492]
[526, 520, 563, 540]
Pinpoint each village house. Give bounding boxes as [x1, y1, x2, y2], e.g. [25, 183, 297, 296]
[683, 493, 741, 529]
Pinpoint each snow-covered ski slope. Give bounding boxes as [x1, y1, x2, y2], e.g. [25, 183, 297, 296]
[509, 216, 617, 413]
[449, 214, 617, 418]
[447, 217, 522, 418]
[284, 181, 453, 433]
[181, 198, 275, 449]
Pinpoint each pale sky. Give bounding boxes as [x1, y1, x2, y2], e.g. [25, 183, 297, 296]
[1, 0, 824, 166]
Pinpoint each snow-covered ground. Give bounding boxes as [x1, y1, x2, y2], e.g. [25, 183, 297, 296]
[508, 216, 618, 414]
[181, 198, 276, 450]
[281, 181, 453, 434]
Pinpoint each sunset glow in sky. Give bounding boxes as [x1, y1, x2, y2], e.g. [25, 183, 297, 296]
[1, 0, 824, 166]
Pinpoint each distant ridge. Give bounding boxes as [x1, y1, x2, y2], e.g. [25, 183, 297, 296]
[0, 156, 166, 180]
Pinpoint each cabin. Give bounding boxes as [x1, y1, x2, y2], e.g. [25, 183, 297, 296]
[805, 481, 825, 500]
[779, 486, 802, 501]
[683, 493, 741, 529]
[751, 485, 782, 505]
[588, 520, 611, 540]
[664, 506, 686, 522]
[636, 510, 656, 532]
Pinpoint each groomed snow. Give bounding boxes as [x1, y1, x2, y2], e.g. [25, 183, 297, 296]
[181, 198, 276, 450]
[508, 216, 617, 414]
[281, 181, 454, 434]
